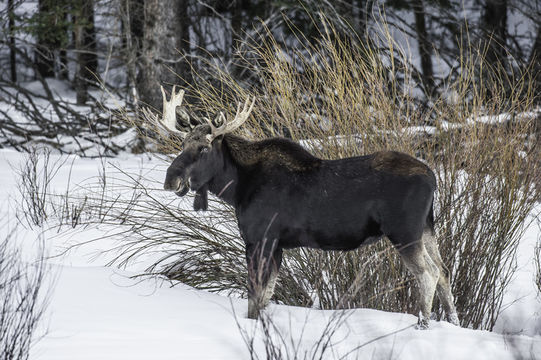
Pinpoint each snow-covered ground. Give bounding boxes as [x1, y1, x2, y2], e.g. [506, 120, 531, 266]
[1, 149, 540, 360]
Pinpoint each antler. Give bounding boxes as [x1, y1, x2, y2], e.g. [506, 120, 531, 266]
[142, 85, 188, 139]
[206, 96, 255, 141]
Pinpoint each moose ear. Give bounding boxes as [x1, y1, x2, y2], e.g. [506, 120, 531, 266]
[205, 133, 224, 145]
[213, 112, 225, 127]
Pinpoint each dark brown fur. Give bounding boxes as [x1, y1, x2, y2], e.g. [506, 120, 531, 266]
[371, 151, 431, 176]
[224, 135, 320, 171]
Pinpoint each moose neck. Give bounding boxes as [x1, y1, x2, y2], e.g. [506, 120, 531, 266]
[205, 134, 320, 206]
[205, 135, 247, 206]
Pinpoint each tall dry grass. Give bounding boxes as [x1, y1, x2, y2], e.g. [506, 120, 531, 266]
[170, 18, 539, 330]
[56, 17, 540, 330]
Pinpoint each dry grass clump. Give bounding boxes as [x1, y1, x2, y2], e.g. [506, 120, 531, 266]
[15, 148, 72, 228]
[0, 228, 50, 360]
[58, 17, 540, 331]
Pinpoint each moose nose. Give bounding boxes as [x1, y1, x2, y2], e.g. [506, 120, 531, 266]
[164, 177, 181, 191]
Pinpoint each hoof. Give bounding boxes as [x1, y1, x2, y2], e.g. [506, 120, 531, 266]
[415, 314, 430, 330]
[446, 312, 460, 326]
[247, 300, 260, 320]
[247, 309, 259, 320]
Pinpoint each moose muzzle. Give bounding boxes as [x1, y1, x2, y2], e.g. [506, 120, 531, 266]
[164, 176, 190, 197]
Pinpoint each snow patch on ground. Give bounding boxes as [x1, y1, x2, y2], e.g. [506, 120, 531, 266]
[1, 150, 540, 359]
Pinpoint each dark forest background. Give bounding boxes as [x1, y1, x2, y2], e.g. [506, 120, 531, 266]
[0, 0, 539, 153]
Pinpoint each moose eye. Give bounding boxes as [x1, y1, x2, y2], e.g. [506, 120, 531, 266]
[200, 146, 209, 154]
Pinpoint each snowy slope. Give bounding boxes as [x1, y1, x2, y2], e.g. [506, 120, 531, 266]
[1, 150, 540, 360]
[30, 266, 541, 360]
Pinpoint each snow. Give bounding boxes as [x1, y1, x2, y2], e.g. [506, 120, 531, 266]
[467, 110, 541, 125]
[494, 213, 541, 336]
[1, 148, 540, 359]
[32, 266, 247, 360]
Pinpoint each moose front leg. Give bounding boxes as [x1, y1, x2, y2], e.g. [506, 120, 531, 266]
[246, 242, 282, 319]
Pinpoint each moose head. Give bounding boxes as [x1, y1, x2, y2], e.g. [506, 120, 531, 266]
[143, 86, 255, 210]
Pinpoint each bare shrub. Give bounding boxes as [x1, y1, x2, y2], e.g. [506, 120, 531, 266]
[15, 148, 69, 227]
[0, 42, 129, 155]
[51, 165, 247, 294]
[71, 17, 540, 331]
[0, 228, 50, 360]
[236, 250, 412, 360]
[278, 245, 413, 313]
[15, 148, 98, 230]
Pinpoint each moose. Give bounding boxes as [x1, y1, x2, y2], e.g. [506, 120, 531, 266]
[145, 86, 459, 329]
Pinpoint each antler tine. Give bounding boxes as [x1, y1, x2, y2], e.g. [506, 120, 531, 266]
[204, 112, 225, 141]
[159, 85, 188, 138]
[141, 106, 187, 139]
[208, 96, 255, 140]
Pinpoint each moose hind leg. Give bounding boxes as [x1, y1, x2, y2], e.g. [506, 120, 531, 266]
[422, 230, 459, 326]
[262, 269, 278, 306]
[398, 242, 439, 329]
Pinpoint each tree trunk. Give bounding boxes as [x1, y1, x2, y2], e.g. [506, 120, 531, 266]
[481, 0, 508, 68]
[138, 0, 162, 109]
[120, 0, 144, 104]
[352, 0, 373, 41]
[530, 26, 541, 100]
[74, 18, 87, 104]
[73, 0, 98, 104]
[58, 49, 68, 80]
[530, 27, 541, 64]
[230, 0, 244, 79]
[8, 0, 16, 82]
[58, 4, 69, 80]
[176, 0, 192, 87]
[80, 0, 98, 82]
[35, 0, 55, 77]
[412, 0, 435, 97]
[137, 0, 191, 109]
